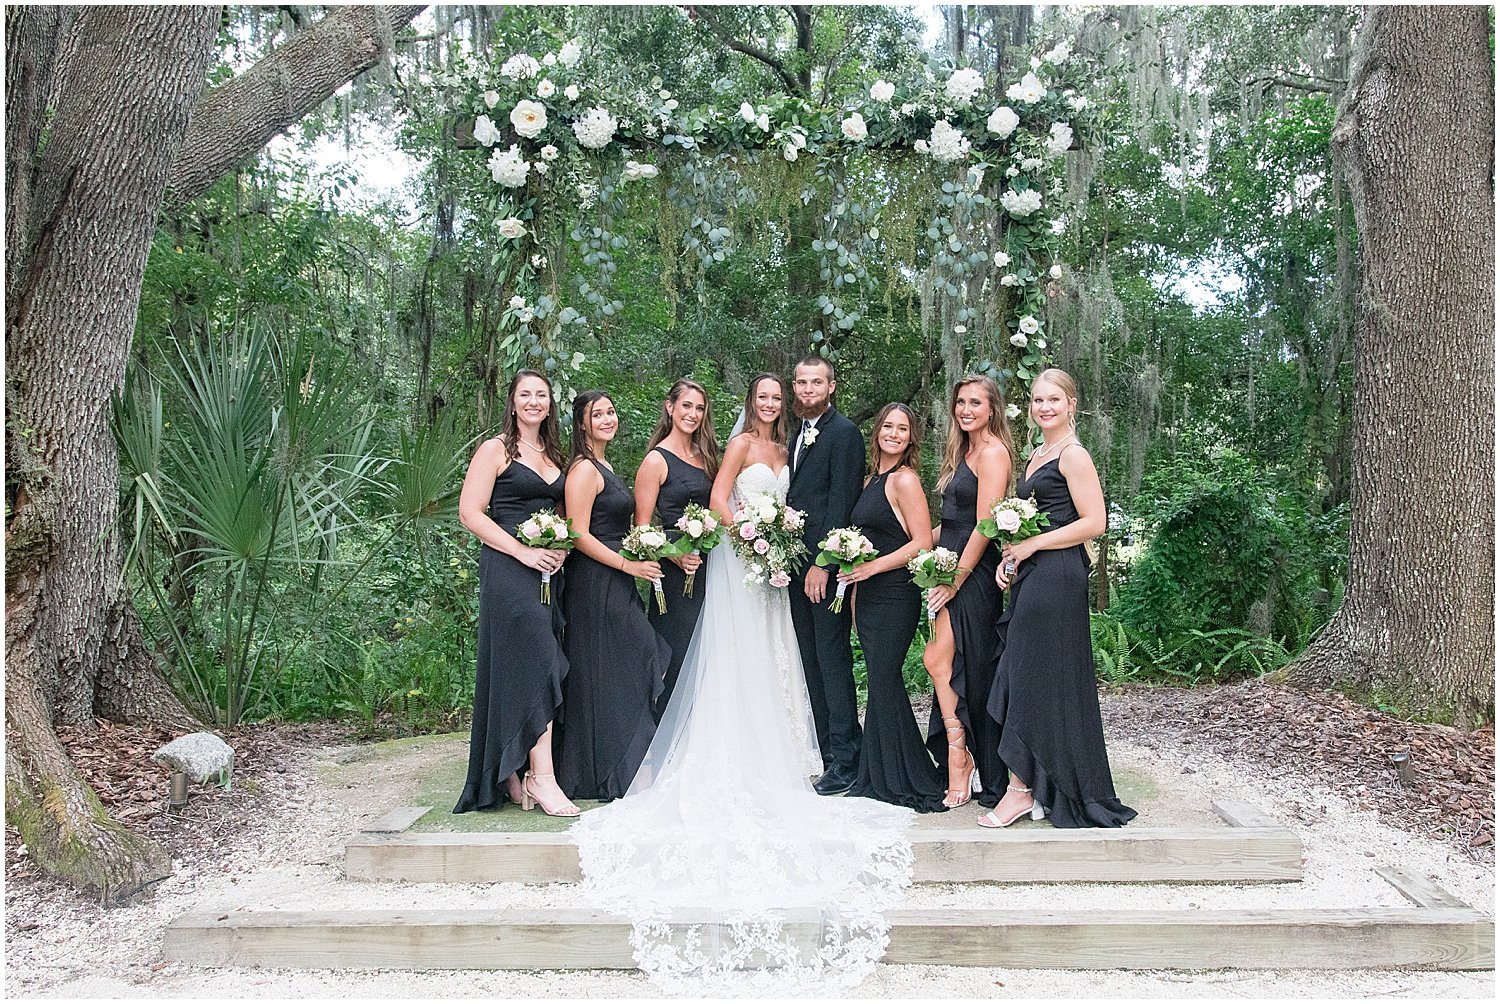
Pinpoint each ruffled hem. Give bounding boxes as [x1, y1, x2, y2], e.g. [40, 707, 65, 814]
[452, 654, 568, 814]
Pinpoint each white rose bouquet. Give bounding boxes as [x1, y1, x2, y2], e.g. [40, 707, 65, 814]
[515, 508, 577, 604]
[731, 494, 808, 590]
[673, 502, 722, 598]
[814, 526, 878, 613]
[906, 546, 961, 639]
[621, 523, 673, 613]
[978, 494, 1051, 545]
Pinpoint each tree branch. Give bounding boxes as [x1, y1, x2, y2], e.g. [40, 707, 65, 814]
[691, 6, 806, 97]
[1247, 74, 1344, 95]
[164, 4, 427, 209]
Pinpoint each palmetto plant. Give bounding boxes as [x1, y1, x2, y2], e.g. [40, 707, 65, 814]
[114, 323, 468, 726]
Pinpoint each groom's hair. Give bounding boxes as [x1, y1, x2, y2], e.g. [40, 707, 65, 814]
[795, 355, 836, 384]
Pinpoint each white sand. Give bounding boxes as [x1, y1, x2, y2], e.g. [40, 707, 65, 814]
[4, 727, 1493, 999]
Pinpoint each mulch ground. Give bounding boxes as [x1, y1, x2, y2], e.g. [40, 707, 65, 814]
[6, 681, 1494, 901]
[1101, 680, 1495, 862]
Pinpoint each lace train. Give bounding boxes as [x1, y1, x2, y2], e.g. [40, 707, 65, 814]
[572, 463, 914, 992]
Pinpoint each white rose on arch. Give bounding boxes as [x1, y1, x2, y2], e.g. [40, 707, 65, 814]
[841, 111, 868, 142]
[994, 251, 1011, 268]
[483, 90, 500, 110]
[1018, 314, 1042, 335]
[536, 79, 556, 99]
[1049, 264, 1063, 279]
[1005, 403, 1022, 420]
[1006, 71, 1047, 105]
[564, 84, 580, 102]
[927, 119, 971, 163]
[508, 295, 526, 310]
[558, 40, 582, 68]
[496, 218, 528, 239]
[539, 144, 560, 161]
[739, 102, 757, 123]
[870, 79, 895, 103]
[1010, 331, 1029, 347]
[500, 53, 541, 80]
[473, 114, 502, 147]
[510, 100, 548, 139]
[1000, 273, 1020, 286]
[944, 66, 985, 107]
[784, 143, 799, 162]
[987, 105, 1019, 138]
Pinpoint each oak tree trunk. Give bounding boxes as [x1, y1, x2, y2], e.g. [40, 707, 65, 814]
[5, 5, 219, 898]
[4, 4, 426, 897]
[1281, 6, 1494, 727]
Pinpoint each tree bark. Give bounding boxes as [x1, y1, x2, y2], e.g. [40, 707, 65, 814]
[164, 4, 426, 208]
[5, 5, 220, 897]
[1280, 6, 1494, 727]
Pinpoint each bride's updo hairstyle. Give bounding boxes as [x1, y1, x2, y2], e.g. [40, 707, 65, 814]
[741, 372, 789, 448]
[645, 378, 721, 481]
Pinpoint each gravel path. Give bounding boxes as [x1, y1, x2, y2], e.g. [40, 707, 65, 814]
[4, 691, 1494, 999]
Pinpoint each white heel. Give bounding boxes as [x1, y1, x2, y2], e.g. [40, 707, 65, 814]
[1030, 802, 1045, 821]
[970, 767, 982, 793]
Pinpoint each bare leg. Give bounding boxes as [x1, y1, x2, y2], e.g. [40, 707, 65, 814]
[523, 722, 580, 816]
[923, 609, 972, 807]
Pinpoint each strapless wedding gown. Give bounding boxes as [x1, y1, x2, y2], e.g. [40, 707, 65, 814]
[571, 462, 915, 993]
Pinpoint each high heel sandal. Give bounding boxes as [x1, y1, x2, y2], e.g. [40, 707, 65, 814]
[521, 772, 581, 817]
[942, 718, 979, 808]
[977, 783, 1046, 828]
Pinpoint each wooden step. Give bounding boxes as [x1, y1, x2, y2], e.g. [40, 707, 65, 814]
[345, 820, 1305, 885]
[164, 898, 1494, 972]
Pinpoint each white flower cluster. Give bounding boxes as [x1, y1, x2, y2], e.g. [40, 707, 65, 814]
[869, 79, 895, 103]
[1000, 188, 1044, 216]
[517, 509, 571, 546]
[675, 506, 720, 542]
[1006, 71, 1047, 104]
[500, 53, 541, 80]
[988, 494, 1040, 535]
[1046, 121, 1074, 157]
[818, 527, 876, 563]
[920, 119, 971, 163]
[571, 105, 617, 149]
[841, 112, 868, 142]
[489, 145, 530, 187]
[944, 66, 985, 107]
[987, 105, 1019, 138]
[558, 40, 581, 69]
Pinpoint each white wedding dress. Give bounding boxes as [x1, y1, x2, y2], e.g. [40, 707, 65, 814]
[571, 462, 915, 994]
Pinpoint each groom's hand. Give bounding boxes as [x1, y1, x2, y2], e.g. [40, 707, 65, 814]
[804, 565, 830, 603]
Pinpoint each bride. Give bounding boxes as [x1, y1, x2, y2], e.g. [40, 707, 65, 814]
[571, 373, 915, 992]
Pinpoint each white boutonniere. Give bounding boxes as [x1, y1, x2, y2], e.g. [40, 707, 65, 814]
[801, 426, 820, 449]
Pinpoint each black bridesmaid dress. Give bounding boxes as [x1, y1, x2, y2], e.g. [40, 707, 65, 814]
[847, 470, 948, 813]
[644, 446, 712, 720]
[925, 459, 1006, 809]
[555, 460, 670, 801]
[988, 452, 1136, 827]
[454, 461, 569, 813]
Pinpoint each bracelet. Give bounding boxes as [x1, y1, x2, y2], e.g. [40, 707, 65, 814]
[957, 566, 972, 579]
[618, 555, 626, 571]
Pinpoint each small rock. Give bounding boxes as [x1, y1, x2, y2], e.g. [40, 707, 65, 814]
[153, 732, 234, 783]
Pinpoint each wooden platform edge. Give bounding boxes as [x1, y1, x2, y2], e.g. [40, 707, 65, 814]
[1210, 799, 1281, 829]
[343, 825, 1304, 884]
[163, 906, 1496, 972]
[1375, 865, 1474, 910]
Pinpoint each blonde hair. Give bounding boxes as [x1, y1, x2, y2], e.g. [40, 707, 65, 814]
[1032, 367, 1080, 432]
[936, 375, 1016, 494]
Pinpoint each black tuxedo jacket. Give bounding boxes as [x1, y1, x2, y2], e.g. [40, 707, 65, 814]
[786, 407, 865, 562]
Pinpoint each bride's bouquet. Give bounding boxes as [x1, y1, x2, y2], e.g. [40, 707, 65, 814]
[978, 494, 1051, 544]
[621, 523, 676, 613]
[907, 546, 961, 639]
[732, 493, 808, 589]
[815, 527, 878, 613]
[516, 508, 577, 604]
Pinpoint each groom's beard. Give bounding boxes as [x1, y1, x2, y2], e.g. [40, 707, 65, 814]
[792, 397, 832, 421]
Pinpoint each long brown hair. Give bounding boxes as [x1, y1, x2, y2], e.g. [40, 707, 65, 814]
[645, 378, 721, 481]
[868, 402, 922, 475]
[741, 372, 788, 447]
[566, 389, 614, 470]
[936, 375, 1015, 493]
[501, 369, 565, 470]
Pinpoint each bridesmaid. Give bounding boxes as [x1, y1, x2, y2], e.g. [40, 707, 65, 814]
[634, 379, 720, 720]
[983, 369, 1136, 828]
[840, 404, 947, 813]
[923, 375, 1014, 810]
[454, 369, 574, 816]
[555, 390, 671, 802]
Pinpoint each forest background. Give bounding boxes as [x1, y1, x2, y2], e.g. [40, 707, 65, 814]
[5, 4, 1493, 896]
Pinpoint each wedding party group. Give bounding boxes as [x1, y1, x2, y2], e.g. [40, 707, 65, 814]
[450, 355, 1135, 985]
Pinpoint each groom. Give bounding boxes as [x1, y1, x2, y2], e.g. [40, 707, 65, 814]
[786, 355, 864, 795]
